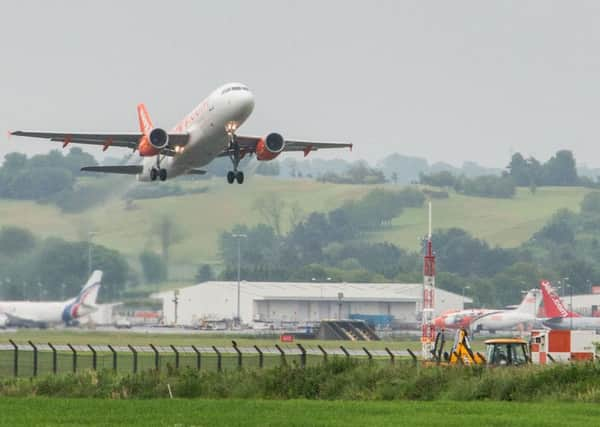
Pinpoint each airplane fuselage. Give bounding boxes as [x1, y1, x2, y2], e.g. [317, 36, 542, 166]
[0, 300, 88, 327]
[543, 317, 600, 330]
[138, 83, 254, 181]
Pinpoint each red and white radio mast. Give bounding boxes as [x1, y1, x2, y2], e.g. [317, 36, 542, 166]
[421, 201, 436, 359]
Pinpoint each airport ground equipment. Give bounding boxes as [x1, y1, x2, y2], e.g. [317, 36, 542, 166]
[530, 329, 596, 364]
[429, 328, 485, 365]
[316, 320, 380, 341]
[484, 338, 529, 366]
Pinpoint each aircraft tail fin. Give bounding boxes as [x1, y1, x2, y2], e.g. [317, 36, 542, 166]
[539, 280, 579, 318]
[137, 103, 153, 136]
[515, 289, 540, 313]
[76, 270, 102, 306]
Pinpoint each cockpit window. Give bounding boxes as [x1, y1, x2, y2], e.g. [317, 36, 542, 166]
[221, 86, 249, 95]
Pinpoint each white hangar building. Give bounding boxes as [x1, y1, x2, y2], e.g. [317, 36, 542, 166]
[152, 281, 471, 327]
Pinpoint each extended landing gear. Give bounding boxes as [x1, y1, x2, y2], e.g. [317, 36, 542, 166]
[227, 170, 244, 184]
[227, 132, 245, 184]
[150, 155, 167, 182]
[150, 167, 167, 182]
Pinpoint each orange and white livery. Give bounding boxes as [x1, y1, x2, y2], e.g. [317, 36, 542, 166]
[11, 83, 352, 184]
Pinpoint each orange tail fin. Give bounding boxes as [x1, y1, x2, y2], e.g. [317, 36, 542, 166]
[137, 104, 153, 136]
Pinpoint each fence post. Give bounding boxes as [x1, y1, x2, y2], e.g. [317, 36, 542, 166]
[107, 344, 117, 371]
[297, 343, 307, 368]
[212, 346, 222, 372]
[28, 341, 38, 377]
[8, 339, 18, 377]
[67, 344, 77, 373]
[88, 345, 97, 371]
[340, 345, 350, 359]
[48, 342, 57, 374]
[362, 347, 372, 362]
[232, 341, 242, 369]
[128, 345, 138, 374]
[170, 345, 180, 370]
[318, 344, 328, 363]
[191, 345, 201, 371]
[149, 344, 160, 370]
[274, 344, 286, 366]
[254, 345, 264, 368]
[385, 347, 395, 365]
[406, 348, 418, 366]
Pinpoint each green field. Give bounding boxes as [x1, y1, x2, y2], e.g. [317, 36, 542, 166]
[0, 329, 421, 350]
[370, 186, 589, 250]
[0, 398, 596, 426]
[0, 178, 589, 267]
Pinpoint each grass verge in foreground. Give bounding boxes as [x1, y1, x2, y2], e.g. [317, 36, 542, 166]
[0, 398, 598, 427]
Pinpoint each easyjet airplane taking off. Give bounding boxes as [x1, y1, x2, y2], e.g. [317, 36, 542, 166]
[11, 83, 352, 184]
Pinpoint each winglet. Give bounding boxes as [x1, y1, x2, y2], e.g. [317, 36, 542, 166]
[137, 103, 153, 136]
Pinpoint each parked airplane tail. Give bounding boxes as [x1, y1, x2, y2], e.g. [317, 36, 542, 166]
[61, 271, 103, 323]
[539, 280, 579, 318]
[515, 289, 540, 313]
[77, 270, 102, 306]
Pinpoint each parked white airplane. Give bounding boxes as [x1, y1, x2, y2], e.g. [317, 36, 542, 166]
[470, 289, 542, 333]
[10, 83, 352, 184]
[540, 280, 600, 330]
[0, 271, 102, 328]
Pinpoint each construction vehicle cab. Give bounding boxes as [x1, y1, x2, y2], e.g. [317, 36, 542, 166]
[484, 338, 529, 366]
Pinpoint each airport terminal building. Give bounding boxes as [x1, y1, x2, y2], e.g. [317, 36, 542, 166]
[152, 281, 470, 328]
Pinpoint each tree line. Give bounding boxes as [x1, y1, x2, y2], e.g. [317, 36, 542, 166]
[218, 186, 600, 308]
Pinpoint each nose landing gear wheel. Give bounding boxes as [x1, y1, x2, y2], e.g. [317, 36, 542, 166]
[159, 169, 167, 181]
[227, 171, 235, 184]
[235, 171, 244, 184]
[150, 168, 158, 181]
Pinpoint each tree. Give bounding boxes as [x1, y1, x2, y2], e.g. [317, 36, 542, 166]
[139, 251, 167, 284]
[195, 264, 215, 282]
[542, 150, 578, 186]
[152, 216, 184, 273]
[0, 226, 35, 256]
[253, 193, 287, 236]
[507, 153, 530, 186]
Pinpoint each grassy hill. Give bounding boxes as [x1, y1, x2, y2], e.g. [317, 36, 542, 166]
[369, 186, 590, 250]
[0, 178, 591, 277]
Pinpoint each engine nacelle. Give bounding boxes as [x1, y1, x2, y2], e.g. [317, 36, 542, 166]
[148, 128, 169, 149]
[256, 133, 285, 161]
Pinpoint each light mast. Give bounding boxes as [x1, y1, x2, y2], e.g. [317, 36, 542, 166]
[421, 201, 436, 359]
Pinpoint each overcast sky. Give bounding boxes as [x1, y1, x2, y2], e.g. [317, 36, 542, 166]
[2, 1, 600, 168]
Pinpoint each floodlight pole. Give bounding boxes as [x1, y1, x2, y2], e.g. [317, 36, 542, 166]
[88, 231, 97, 276]
[232, 233, 247, 326]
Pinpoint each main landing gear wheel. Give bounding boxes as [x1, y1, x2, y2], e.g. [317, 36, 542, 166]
[226, 131, 245, 184]
[150, 168, 158, 181]
[227, 171, 235, 184]
[159, 169, 167, 181]
[235, 171, 244, 184]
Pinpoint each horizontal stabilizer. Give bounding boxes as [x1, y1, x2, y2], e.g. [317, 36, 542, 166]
[187, 169, 207, 175]
[81, 165, 143, 175]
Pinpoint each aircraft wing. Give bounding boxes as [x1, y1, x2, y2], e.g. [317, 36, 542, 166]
[10, 131, 190, 150]
[221, 136, 352, 157]
[81, 165, 142, 174]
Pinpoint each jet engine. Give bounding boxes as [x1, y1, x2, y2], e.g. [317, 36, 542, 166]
[148, 128, 169, 149]
[256, 133, 285, 161]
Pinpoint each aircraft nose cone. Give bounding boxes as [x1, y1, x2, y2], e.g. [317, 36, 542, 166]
[433, 317, 444, 328]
